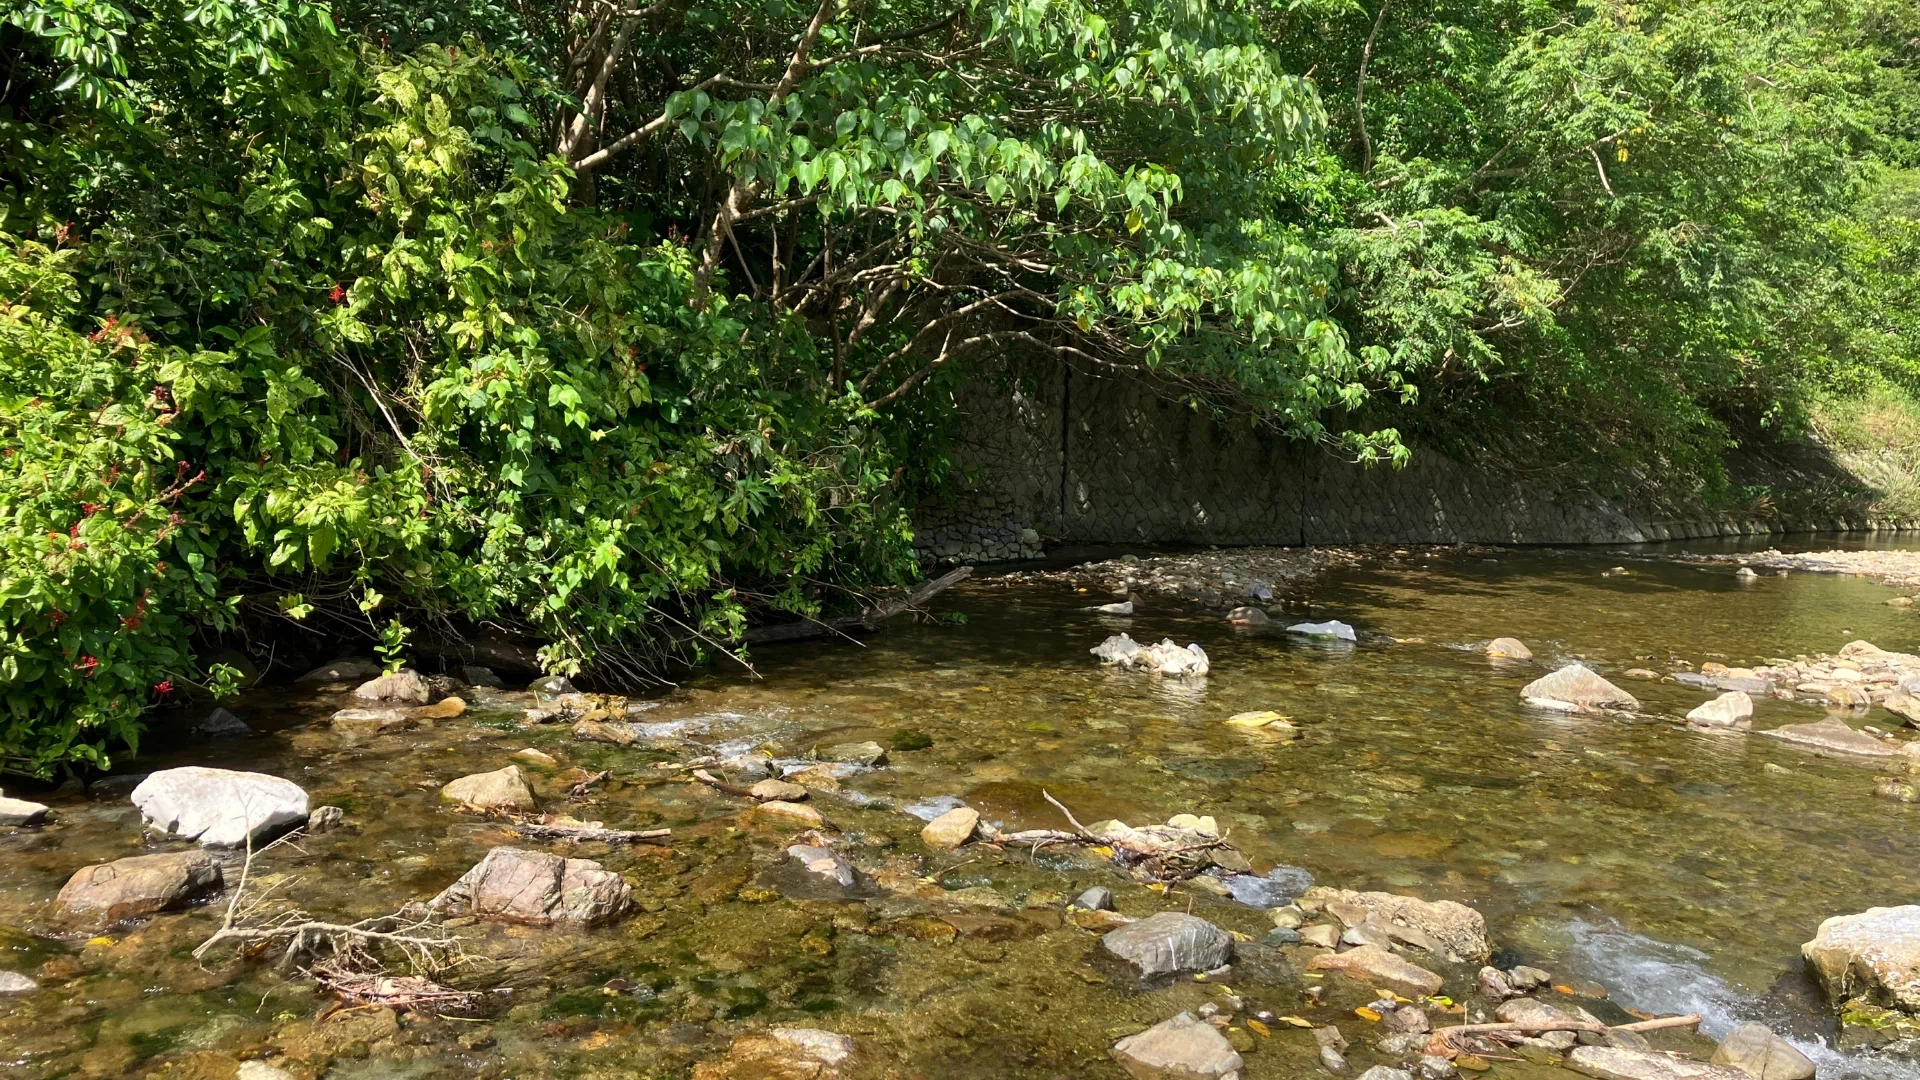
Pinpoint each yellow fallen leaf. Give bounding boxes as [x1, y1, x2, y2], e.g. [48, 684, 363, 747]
[1278, 1016, 1314, 1029]
[1091, 845, 1114, 858]
[1228, 930, 1254, 942]
[85, 936, 114, 947]
[1146, 881, 1169, 894]
[1553, 984, 1578, 995]
[1355, 1006, 1382, 1022]
[1426, 995, 1454, 1007]
[1247, 1019, 1271, 1038]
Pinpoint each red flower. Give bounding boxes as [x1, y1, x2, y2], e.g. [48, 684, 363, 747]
[122, 614, 143, 630]
[81, 503, 99, 516]
[329, 283, 346, 304]
[153, 680, 174, 695]
[74, 655, 99, 674]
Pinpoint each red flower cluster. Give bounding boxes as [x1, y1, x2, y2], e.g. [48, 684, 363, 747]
[73, 655, 99, 674]
[153, 680, 174, 695]
[329, 283, 346, 304]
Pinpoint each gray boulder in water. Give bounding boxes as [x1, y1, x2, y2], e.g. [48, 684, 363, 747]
[1102, 911, 1233, 976]
[131, 767, 310, 847]
[429, 846, 632, 927]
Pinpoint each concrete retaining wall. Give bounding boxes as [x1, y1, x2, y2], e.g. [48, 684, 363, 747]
[912, 360, 1917, 563]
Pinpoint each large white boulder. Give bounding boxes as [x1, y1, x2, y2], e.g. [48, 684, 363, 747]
[131, 767, 310, 847]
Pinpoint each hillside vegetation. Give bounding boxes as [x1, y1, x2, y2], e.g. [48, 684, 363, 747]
[0, 0, 1915, 773]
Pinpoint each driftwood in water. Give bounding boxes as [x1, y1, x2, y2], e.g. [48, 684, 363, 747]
[507, 816, 670, 845]
[1435, 1013, 1703, 1044]
[745, 566, 973, 644]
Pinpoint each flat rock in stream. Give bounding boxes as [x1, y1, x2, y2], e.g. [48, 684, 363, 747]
[0, 971, 37, 995]
[440, 765, 536, 811]
[131, 767, 310, 847]
[1521, 663, 1640, 712]
[1111, 1011, 1244, 1080]
[55, 850, 223, 925]
[352, 669, 430, 703]
[1761, 717, 1901, 757]
[1801, 904, 1920, 1011]
[1566, 1046, 1749, 1080]
[1709, 1022, 1815, 1080]
[1686, 691, 1754, 730]
[0, 791, 50, 826]
[1102, 912, 1233, 976]
[330, 707, 414, 735]
[1303, 887, 1491, 962]
[1306, 944, 1443, 996]
[429, 846, 632, 927]
[1287, 620, 1357, 642]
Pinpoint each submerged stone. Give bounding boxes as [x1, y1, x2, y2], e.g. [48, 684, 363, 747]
[1565, 1046, 1748, 1080]
[1709, 1022, 1815, 1080]
[1763, 717, 1900, 757]
[1111, 1011, 1243, 1080]
[1288, 620, 1357, 642]
[1306, 944, 1443, 996]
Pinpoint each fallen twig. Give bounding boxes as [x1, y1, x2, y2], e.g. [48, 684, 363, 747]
[569, 769, 612, 798]
[1041, 789, 1097, 839]
[692, 768, 758, 798]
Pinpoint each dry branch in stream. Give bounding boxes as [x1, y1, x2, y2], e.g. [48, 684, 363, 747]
[194, 833, 475, 1013]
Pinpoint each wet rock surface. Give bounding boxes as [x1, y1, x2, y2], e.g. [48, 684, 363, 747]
[1565, 1046, 1751, 1080]
[1709, 1022, 1816, 1080]
[428, 846, 633, 927]
[55, 850, 223, 925]
[1110, 1011, 1243, 1080]
[1802, 904, 1920, 1011]
[440, 765, 536, 811]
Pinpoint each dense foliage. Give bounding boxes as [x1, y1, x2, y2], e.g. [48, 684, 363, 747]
[0, 0, 1914, 773]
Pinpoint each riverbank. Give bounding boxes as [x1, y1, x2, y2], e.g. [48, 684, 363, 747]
[4, 547, 1920, 1079]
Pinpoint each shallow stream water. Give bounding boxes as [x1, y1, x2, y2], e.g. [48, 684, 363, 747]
[4, 542, 1920, 1079]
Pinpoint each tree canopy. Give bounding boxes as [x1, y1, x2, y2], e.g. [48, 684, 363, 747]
[0, 0, 1914, 772]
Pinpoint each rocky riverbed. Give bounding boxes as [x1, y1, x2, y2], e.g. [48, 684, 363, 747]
[4, 544, 1920, 1079]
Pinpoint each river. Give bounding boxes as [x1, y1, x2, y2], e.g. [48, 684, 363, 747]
[3, 542, 1918, 1079]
